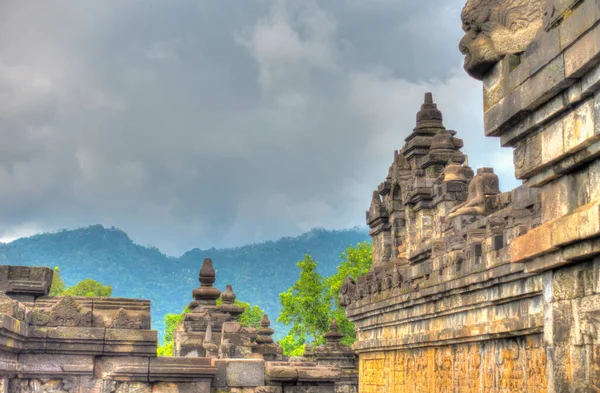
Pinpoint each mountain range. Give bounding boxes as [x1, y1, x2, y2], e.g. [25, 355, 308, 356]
[0, 224, 370, 341]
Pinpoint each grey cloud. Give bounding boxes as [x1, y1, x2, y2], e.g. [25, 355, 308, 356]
[0, 0, 518, 255]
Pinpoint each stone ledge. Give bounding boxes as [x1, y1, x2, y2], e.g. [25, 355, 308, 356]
[348, 276, 542, 335]
[352, 314, 544, 353]
[0, 315, 28, 353]
[346, 262, 536, 319]
[149, 357, 217, 383]
[511, 200, 600, 263]
[17, 354, 94, 377]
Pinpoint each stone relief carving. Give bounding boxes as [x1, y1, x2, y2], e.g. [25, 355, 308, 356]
[32, 297, 92, 327]
[0, 291, 31, 322]
[9, 379, 72, 393]
[109, 308, 150, 329]
[459, 0, 544, 79]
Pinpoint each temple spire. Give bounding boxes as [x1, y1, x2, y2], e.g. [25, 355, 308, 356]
[414, 92, 444, 131]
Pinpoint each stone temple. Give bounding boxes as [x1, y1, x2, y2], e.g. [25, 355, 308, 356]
[341, 0, 600, 391]
[0, 0, 599, 391]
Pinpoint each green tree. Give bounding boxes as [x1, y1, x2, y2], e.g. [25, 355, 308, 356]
[278, 334, 307, 357]
[157, 307, 190, 357]
[61, 278, 113, 297]
[323, 241, 372, 345]
[157, 297, 265, 356]
[277, 255, 331, 350]
[277, 242, 373, 354]
[49, 266, 66, 296]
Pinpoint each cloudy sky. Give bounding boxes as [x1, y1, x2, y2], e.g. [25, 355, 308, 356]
[0, 0, 519, 256]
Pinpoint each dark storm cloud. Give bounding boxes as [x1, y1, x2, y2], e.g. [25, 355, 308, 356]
[0, 0, 519, 255]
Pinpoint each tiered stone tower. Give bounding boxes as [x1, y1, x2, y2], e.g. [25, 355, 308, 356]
[343, 0, 600, 391]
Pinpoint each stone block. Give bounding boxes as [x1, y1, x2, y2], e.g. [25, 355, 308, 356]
[213, 359, 265, 388]
[578, 202, 600, 239]
[590, 156, 600, 202]
[541, 176, 573, 222]
[17, 354, 94, 376]
[265, 365, 298, 382]
[283, 387, 334, 393]
[95, 356, 150, 382]
[104, 328, 158, 356]
[541, 118, 565, 165]
[154, 382, 212, 393]
[510, 223, 554, 262]
[0, 266, 53, 298]
[559, 0, 600, 53]
[563, 98, 598, 154]
[565, 22, 600, 79]
[46, 326, 105, 354]
[551, 210, 580, 246]
[254, 387, 283, 393]
[484, 82, 523, 137]
[149, 357, 216, 383]
[526, 22, 561, 76]
[296, 367, 340, 382]
[522, 55, 569, 111]
[581, 61, 600, 93]
[552, 300, 575, 344]
[92, 298, 151, 329]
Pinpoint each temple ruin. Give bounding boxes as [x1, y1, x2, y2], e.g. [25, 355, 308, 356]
[341, 0, 600, 391]
[1, 0, 599, 391]
[0, 261, 358, 392]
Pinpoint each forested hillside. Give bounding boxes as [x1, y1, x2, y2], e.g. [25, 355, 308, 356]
[0, 225, 370, 341]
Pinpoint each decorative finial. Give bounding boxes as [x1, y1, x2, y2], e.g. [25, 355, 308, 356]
[414, 92, 444, 130]
[218, 284, 244, 320]
[424, 92, 433, 104]
[256, 314, 275, 344]
[323, 318, 344, 344]
[189, 258, 222, 310]
[199, 258, 216, 286]
[222, 284, 236, 305]
[260, 314, 271, 328]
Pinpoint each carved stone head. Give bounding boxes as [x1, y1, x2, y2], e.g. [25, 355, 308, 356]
[459, 0, 544, 80]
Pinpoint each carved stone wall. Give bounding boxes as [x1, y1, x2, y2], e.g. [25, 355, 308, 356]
[360, 337, 546, 393]
[347, 0, 600, 391]
[0, 264, 358, 393]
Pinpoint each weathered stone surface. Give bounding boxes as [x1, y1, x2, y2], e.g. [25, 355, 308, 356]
[458, 0, 544, 80]
[213, 359, 265, 388]
[0, 266, 53, 301]
[149, 357, 216, 383]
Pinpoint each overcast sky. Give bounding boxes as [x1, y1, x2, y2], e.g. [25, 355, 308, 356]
[0, 0, 519, 256]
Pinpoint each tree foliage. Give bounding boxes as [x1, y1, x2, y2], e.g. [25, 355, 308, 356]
[49, 267, 66, 296]
[49, 267, 112, 297]
[61, 278, 113, 297]
[277, 241, 373, 355]
[278, 255, 330, 348]
[157, 297, 265, 356]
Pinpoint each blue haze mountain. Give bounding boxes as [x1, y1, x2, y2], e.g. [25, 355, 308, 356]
[0, 224, 369, 341]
